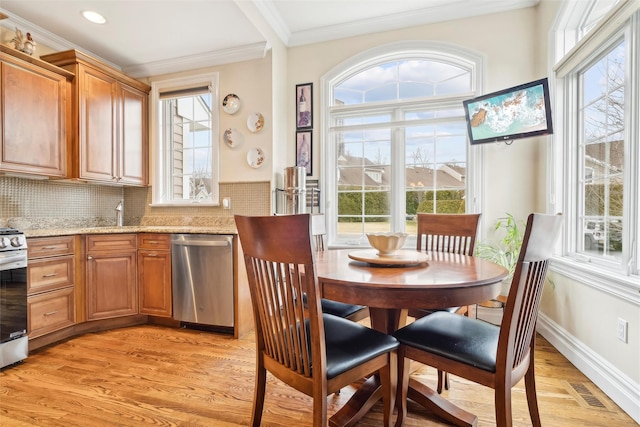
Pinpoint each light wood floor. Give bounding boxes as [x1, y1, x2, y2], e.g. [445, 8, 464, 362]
[0, 324, 635, 426]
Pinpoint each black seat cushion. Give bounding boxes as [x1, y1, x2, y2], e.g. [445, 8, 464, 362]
[322, 314, 398, 379]
[393, 311, 499, 372]
[321, 298, 366, 318]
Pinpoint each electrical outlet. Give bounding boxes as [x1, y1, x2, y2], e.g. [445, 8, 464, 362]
[222, 197, 231, 210]
[617, 318, 628, 343]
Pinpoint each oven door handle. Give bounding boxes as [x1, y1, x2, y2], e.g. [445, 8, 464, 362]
[0, 253, 27, 271]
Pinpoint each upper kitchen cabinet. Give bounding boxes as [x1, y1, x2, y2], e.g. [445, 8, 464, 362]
[41, 49, 150, 186]
[0, 46, 73, 178]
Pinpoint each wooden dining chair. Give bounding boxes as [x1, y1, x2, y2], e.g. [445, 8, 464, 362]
[409, 212, 481, 392]
[311, 213, 369, 322]
[393, 213, 562, 427]
[235, 214, 399, 427]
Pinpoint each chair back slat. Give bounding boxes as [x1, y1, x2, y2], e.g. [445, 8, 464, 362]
[416, 213, 480, 256]
[236, 214, 324, 379]
[498, 214, 562, 371]
[426, 234, 475, 254]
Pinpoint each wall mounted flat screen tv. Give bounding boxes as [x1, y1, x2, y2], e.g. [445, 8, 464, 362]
[463, 78, 553, 145]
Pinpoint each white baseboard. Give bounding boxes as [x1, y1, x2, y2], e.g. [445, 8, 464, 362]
[537, 313, 640, 424]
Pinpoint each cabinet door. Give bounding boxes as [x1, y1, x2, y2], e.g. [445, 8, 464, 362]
[119, 84, 148, 185]
[138, 250, 172, 317]
[0, 58, 68, 177]
[86, 251, 137, 320]
[79, 65, 117, 182]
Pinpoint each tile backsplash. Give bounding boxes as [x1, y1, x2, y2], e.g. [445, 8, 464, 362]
[0, 176, 270, 230]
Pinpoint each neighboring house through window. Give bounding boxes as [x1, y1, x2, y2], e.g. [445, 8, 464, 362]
[150, 73, 220, 206]
[321, 41, 483, 246]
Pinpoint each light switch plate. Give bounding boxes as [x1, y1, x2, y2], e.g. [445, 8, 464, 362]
[617, 318, 628, 343]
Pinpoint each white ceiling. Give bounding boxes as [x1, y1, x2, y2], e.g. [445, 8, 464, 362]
[0, 0, 538, 78]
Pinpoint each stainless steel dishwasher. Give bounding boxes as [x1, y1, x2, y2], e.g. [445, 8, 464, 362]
[171, 234, 234, 330]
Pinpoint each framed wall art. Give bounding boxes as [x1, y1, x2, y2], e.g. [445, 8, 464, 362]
[296, 83, 313, 129]
[296, 130, 312, 176]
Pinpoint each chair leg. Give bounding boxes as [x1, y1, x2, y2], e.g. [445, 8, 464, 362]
[525, 358, 542, 426]
[494, 382, 513, 427]
[379, 352, 397, 427]
[251, 361, 267, 427]
[312, 384, 328, 427]
[436, 370, 450, 393]
[395, 349, 410, 427]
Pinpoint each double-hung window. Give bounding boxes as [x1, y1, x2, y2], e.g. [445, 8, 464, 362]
[150, 73, 220, 206]
[552, 1, 639, 290]
[322, 43, 482, 247]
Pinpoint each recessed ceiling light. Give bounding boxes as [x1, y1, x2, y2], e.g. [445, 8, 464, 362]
[82, 10, 106, 24]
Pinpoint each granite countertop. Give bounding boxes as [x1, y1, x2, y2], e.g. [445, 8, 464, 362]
[22, 224, 238, 238]
[13, 216, 239, 238]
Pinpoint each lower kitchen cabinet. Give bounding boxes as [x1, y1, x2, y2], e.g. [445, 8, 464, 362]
[138, 234, 172, 317]
[85, 234, 137, 320]
[27, 236, 76, 339]
[28, 287, 75, 338]
[26, 231, 250, 348]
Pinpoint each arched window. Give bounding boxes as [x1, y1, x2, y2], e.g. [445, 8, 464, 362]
[321, 42, 483, 246]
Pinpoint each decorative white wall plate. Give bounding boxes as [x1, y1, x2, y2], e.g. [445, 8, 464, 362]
[247, 147, 265, 168]
[223, 128, 243, 148]
[222, 94, 240, 114]
[246, 112, 264, 133]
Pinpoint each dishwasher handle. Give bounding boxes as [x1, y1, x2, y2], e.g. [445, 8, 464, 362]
[172, 239, 231, 247]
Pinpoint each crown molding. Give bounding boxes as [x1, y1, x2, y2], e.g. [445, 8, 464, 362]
[1, 7, 267, 78]
[287, 0, 540, 47]
[1, 1, 538, 78]
[250, 0, 291, 45]
[123, 42, 269, 79]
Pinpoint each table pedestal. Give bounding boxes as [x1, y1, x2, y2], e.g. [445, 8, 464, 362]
[329, 307, 477, 427]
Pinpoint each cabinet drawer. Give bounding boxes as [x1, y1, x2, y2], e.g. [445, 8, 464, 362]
[138, 233, 171, 250]
[86, 234, 137, 252]
[28, 287, 75, 338]
[28, 255, 74, 294]
[28, 236, 75, 258]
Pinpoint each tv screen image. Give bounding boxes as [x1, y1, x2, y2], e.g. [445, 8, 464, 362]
[463, 78, 553, 145]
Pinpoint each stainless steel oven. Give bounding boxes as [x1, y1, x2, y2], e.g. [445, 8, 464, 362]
[0, 228, 28, 369]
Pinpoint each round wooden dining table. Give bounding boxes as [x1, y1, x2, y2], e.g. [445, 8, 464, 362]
[315, 248, 508, 427]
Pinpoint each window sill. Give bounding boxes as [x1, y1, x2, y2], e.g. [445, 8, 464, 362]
[550, 256, 640, 304]
[149, 201, 220, 208]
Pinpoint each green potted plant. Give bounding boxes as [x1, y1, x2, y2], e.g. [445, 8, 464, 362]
[475, 213, 525, 297]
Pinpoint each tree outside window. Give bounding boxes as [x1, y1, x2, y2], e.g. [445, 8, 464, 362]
[327, 55, 475, 245]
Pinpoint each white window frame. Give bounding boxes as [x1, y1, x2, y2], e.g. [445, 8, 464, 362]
[550, 1, 640, 301]
[320, 41, 485, 247]
[149, 73, 220, 206]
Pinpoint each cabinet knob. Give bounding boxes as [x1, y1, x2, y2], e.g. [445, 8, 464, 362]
[87, 255, 94, 260]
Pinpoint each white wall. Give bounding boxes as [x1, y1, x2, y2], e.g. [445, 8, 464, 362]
[286, 7, 545, 237]
[146, 56, 273, 185]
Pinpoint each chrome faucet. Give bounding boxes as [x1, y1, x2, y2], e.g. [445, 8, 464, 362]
[115, 200, 123, 227]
